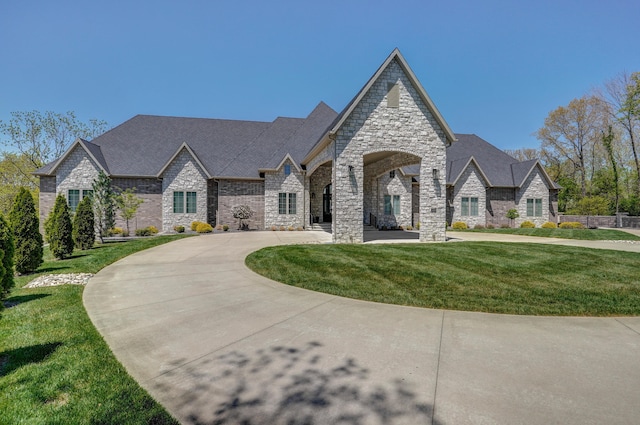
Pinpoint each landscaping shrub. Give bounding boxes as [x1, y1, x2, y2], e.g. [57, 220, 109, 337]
[0, 214, 14, 295]
[486, 224, 495, 229]
[474, 224, 485, 229]
[288, 226, 295, 231]
[279, 226, 286, 231]
[191, 221, 202, 231]
[500, 224, 511, 228]
[542, 221, 557, 228]
[559, 221, 585, 229]
[10, 187, 43, 273]
[148, 225, 159, 234]
[231, 204, 255, 230]
[222, 224, 229, 232]
[296, 226, 303, 231]
[121, 230, 129, 237]
[173, 225, 185, 233]
[110, 227, 124, 235]
[452, 221, 468, 230]
[135, 227, 157, 236]
[47, 194, 74, 260]
[520, 221, 535, 228]
[72, 196, 95, 250]
[196, 222, 214, 233]
[271, 225, 277, 231]
[405, 225, 413, 230]
[416, 222, 421, 230]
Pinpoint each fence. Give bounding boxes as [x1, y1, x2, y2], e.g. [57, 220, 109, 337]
[559, 214, 640, 229]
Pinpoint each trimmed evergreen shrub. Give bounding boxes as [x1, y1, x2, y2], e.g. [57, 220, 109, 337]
[474, 224, 485, 229]
[191, 221, 205, 231]
[542, 221, 557, 228]
[173, 225, 185, 233]
[73, 196, 95, 250]
[48, 194, 74, 260]
[135, 227, 152, 236]
[9, 187, 43, 274]
[559, 221, 585, 229]
[195, 222, 213, 233]
[452, 221, 468, 230]
[148, 225, 159, 234]
[520, 221, 535, 228]
[486, 224, 495, 229]
[0, 214, 13, 296]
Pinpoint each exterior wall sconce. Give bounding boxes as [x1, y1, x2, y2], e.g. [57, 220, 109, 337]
[311, 192, 316, 199]
[432, 168, 439, 179]
[348, 165, 354, 175]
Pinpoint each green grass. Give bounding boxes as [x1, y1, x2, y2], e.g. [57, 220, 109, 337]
[452, 227, 640, 240]
[246, 242, 640, 316]
[0, 235, 191, 425]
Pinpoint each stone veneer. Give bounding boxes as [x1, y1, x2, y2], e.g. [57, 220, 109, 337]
[161, 148, 208, 232]
[331, 58, 447, 243]
[451, 163, 487, 228]
[264, 159, 305, 229]
[515, 167, 550, 227]
[308, 164, 332, 224]
[56, 145, 101, 202]
[217, 179, 265, 230]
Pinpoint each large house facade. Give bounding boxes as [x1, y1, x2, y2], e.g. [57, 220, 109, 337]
[35, 49, 559, 243]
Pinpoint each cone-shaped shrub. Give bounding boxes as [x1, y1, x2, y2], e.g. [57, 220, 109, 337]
[9, 188, 43, 274]
[48, 195, 74, 260]
[73, 196, 95, 250]
[0, 214, 14, 295]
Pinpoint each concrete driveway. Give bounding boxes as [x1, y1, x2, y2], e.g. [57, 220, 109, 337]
[84, 231, 640, 425]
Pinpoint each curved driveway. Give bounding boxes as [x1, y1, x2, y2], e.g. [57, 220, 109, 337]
[84, 231, 640, 425]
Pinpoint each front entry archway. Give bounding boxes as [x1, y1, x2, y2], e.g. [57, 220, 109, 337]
[323, 183, 332, 222]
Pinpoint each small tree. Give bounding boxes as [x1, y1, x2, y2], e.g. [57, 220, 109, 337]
[92, 171, 115, 243]
[73, 196, 95, 250]
[47, 195, 74, 260]
[115, 188, 143, 236]
[506, 208, 519, 227]
[9, 187, 43, 273]
[232, 205, 255, 230]
[0, 214, 13, 297]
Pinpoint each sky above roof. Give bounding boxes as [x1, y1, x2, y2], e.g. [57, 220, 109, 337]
[1, 0, 639, 151]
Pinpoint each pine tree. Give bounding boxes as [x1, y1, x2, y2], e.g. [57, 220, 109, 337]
[9, 187, 43, 274]
[47, 195, 74, 260]
[92, 171, 115, 243]
[0, 214, 15, 295]
[72, 196, 95, 250]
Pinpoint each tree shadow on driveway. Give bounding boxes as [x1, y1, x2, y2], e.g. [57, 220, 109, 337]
[153, 341, 440, 425]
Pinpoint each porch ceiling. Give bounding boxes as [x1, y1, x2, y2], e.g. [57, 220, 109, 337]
[363, 151, 398, 166]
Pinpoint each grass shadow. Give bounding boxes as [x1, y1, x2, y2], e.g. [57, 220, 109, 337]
[3, 293, 50, 308]
[33, 265, 71, 274]
[0, 342, 63, 377]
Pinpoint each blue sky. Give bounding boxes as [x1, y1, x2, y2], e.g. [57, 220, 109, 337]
[1, 0, 639, 151]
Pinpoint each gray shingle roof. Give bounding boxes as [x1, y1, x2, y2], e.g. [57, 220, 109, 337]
[35, 102, 338, 179]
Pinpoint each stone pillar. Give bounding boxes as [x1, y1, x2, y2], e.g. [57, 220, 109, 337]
[419, 158, 446, 242]
[333, 158, 363, 243]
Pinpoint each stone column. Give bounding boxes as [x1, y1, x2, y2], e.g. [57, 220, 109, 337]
[419, 158, 446, 242]
[333, 157, 363, 243]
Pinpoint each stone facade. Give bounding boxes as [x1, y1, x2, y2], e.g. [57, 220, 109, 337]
[371, 170, 412, 228]
[56, 145, 101, 202]
[264, 159, 305, 229]
[217, 179, 265, 230]
[515, 167, 550, 227]
[451, 163, 487, 228]
[332, 58, 447, 243]
[161, 148, 208, 232]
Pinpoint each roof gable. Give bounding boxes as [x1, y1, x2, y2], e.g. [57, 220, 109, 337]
[449, 156, 492, 187]
[41, 138, 108, 176]
[303, 48, 456, 165]
[157, 142, 212, 179]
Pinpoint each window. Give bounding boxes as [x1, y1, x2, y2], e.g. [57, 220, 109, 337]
[186, 192, 197, 213]
[173, 191, 197, 214]
[527, 198, 543, 217]
[278, 193, 297, 215]
[82, 189, 93, 199]
[284, 164, 291, 176]
[288, 193, 296, 214]
[68, 190, 80, 212]
[461, 197, 479, 216]
[389, 170, 395, 178]
[173, 192, 184, 213]
[384, 195, 401, 215]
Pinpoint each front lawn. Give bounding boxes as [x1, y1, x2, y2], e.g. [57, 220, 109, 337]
[451, 227, 640, 240]
[0, 236, 190, 425]
[246, 242, 640, 316]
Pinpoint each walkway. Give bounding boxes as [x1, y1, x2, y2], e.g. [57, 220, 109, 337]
[84, 231, 640, 425]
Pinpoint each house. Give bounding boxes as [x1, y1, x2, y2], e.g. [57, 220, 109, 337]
[35, 49, 559, 242]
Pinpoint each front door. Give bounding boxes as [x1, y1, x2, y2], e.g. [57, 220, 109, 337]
[323, 183, 332, 222]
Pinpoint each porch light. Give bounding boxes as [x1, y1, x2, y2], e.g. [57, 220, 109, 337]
[432, 168, 439, 179]
[348, 165, 354, 175]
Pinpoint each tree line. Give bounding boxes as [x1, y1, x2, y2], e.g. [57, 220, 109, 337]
[507, 71, 640, 215]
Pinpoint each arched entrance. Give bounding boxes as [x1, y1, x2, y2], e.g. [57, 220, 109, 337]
[323, 183, 332, 222]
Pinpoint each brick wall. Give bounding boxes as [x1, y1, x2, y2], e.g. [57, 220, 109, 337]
[217, 179, 265, 230]
[112, 178, 162, 231]
[39, 176, 56, 233]
[486, 188, 516, 227]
